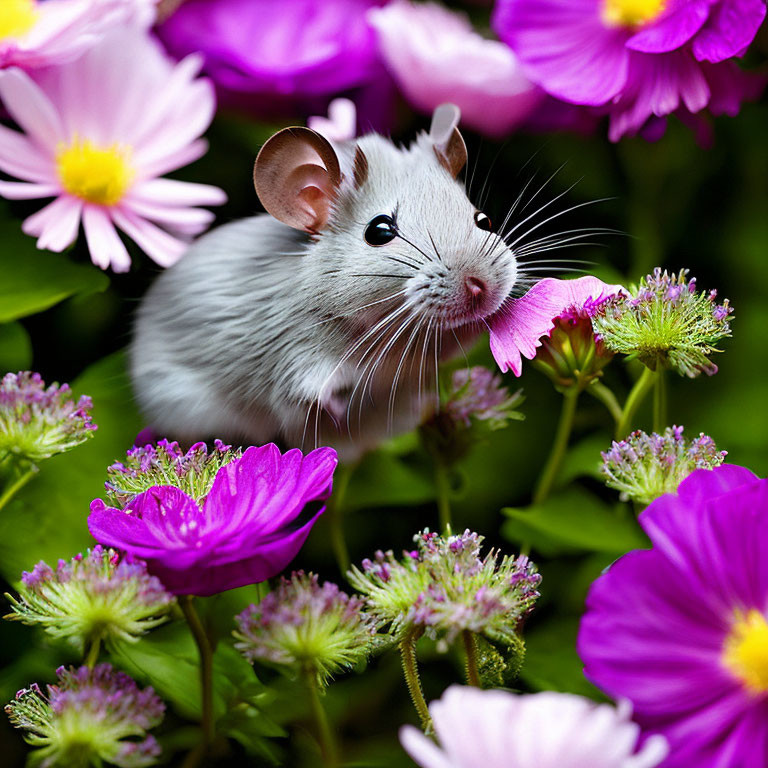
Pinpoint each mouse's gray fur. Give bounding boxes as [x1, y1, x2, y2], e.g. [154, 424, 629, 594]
[131, 121, 518, 459]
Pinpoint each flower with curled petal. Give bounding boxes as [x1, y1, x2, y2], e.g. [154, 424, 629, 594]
[89, 444, 337, 595]
[6, 664, 164, 768]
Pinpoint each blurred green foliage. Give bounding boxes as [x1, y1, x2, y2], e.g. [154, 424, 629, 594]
[1, 95, 767, 766]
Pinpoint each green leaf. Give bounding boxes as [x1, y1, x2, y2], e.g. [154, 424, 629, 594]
[502, 488, 648, 557]
[557, 435, 608, 486]
[0, 321, 32, 371]
[520, 617, 606, 700]
[0, 351, 143, 580]
[0, 204, 109, 322]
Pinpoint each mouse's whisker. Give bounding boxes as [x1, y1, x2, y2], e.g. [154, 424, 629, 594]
[505, 197, 614, 250]
[388, 316, 424, 429]
[307, 289, 408, 329]
[396, 231, 439, 266]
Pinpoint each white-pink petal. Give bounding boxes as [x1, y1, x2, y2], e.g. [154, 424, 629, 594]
[35, 197, 82, 252]
[137, 139, 209, 179]
[112, 208, 188, 268]
[399, 725, 451, 768]
[82, 205, 131, 272]
[0, 69, 63, 151]
[0, 125, 55, 182]
[130, 179, 227, 208]
[125, 199, 216, 237]
[0, 181, 59, 200]
[488, 276, 624, 375]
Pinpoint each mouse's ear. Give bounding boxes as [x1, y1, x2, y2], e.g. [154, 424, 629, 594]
[253, 127, 342, 233]
[430, 103, 467, 178]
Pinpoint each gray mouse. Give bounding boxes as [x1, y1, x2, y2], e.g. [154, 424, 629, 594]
[130, 104, 518, 459]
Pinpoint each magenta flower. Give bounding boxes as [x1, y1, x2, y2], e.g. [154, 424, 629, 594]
[578, 464, 768, 767]
[368, 1, 542, 137]
[493, 0, 766, 140]
[400, 685, 668, 768]
[0, 0, 154, 71]
[488, 276, 623, 375]
[88, 444, 337, 596]
[0, 26, 225, 272]
[156, 0, 389, 120]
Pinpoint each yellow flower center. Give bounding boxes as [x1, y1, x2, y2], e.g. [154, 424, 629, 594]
[602, 0, 666, 27]
[56, 139, 134, 207]
[0, 0, 39, 41]
[722, 610, 768, 694]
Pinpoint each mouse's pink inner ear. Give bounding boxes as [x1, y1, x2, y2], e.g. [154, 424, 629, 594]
[430, 103, 467, 179]
[254, 127, 342, 233]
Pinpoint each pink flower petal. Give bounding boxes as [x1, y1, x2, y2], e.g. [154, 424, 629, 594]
[130, 179, 227, 208]
[0, 69, 63, 150]
[124, 199, 216, 237]
[111, 207, 188, 267]
[488, 276, 623, 375]
[0, 181, 59, 200]
[692, 0, 767, 63]
[0, 125, 54, 183]
[138, 138, 208, 179]
[35, 197, 82, 252]
[82, 205, 131, 272]
[626, 1, 710, 55]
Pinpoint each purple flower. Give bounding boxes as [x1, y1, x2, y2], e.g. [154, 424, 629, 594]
[601, 425, 727, 504]
[156, 0, 390, 123]
[368, 1, 543, 137]
[234, 571, 377, 684]
[487, 276, 623, 375]
[578, 464, 768, 767]
[88, 444, 337, 595]
[6, 664, 164, 768]
[493, 0, 766, 140]
[445, 367, 524, 429]
[105, 438, 241, 508]
[400, 685, 668, 768]
[6, 545, 175, 653]
[0, 371, 96, 463]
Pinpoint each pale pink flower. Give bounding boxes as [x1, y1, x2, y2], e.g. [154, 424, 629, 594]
[0, 0, 155, 70]
[0, 26, 226, 272]
[368, 1, 542, 137]
[308, 98, 358, 142]
[400, 686, 668, 768]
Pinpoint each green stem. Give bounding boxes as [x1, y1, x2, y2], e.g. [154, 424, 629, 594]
[434, 462, 452, 533]
[653, 370, 667, 433]
[328, 463, 353, 574]
[0, 465, 37, 514]
[399, 629, 431, 731]
[304, 667, 338, 768]
[84, 636, 101, 669]
[180, 596, 215, 750]
[533, 389, 580, 505]
[587, 381, 623, 426]
[462, 631, 481, 687]
[615, 367, 655, 439]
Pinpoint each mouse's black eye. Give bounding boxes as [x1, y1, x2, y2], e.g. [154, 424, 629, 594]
[364, 214, 398, 246]
[474, 211, 493, 232]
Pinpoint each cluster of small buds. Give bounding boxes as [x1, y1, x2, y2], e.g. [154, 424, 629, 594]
[105, 438, 241, 507]
[0, 372, 96, 464]
[234, 571, 377, 685]
[5, 664, 164, 768]
[348, 530, 541, 648]
[601, 426, 727, 505]
[591, 269, 733, 378]
[444, 367, 524, 430]
[5, 546, 175, 654]
[533, 297, 616, 390]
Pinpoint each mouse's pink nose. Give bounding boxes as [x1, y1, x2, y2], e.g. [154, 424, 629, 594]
[465, 276, 486, 299]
